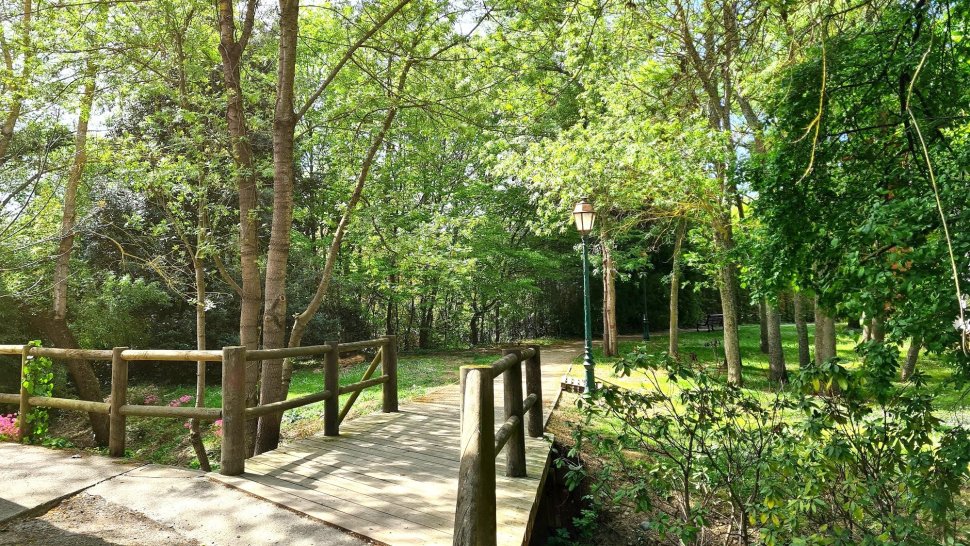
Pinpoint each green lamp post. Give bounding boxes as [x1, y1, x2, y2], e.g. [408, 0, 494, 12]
[572, 198, 597, 393]
[642, 273, 650, 341]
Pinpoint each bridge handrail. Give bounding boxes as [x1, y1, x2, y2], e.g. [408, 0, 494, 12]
[454, 345, 543, 546]
[0, 336, 399, 475]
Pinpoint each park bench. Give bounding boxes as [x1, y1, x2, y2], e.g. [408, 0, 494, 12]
[696, 313, 724, 331]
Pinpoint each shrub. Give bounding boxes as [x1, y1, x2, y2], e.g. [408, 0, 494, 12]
[569, 344, 970, 545]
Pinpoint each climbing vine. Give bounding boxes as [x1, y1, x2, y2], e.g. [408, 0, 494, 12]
[21, 340, 55, 442]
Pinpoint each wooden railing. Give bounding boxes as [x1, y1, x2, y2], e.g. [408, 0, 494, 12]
[0, 336, 399, 476]
[454, 345, 543, 546]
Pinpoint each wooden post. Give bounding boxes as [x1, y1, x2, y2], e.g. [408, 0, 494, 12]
[381, 335, 398, 413]
[220, 346, 247, 476]
[324, 341, 339, 436]
[454, 366, 496, 546]
[525, 345, 543, 438]
[109, 347, 129, 457]
[502, 348, 526, 478]
[18, 346, 30, 441]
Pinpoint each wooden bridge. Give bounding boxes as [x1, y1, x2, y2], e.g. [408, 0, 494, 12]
[0, 339, 575, 546]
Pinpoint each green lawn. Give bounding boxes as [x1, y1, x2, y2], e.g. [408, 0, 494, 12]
[571, 324, 969, 415]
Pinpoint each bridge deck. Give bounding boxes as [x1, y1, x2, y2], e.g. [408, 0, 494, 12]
[211, 346, 576, 546]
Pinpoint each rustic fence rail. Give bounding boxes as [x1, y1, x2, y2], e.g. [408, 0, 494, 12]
[454, 345, 543, 546]
[0, 336, 399, 474]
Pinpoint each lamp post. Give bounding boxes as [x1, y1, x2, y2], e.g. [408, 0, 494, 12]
[572, 199, 596, 393]
[642, 273, 650, 341]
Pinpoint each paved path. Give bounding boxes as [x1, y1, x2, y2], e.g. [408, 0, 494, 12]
[210, 343, 578, 546]
[0, 444, 367, 545]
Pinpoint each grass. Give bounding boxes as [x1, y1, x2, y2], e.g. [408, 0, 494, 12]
[570, 324, 970, 415]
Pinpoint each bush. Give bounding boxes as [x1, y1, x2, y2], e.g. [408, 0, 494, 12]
[569, 344, 970, 545]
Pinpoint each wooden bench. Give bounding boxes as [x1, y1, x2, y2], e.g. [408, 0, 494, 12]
[696, 313, 724, 331]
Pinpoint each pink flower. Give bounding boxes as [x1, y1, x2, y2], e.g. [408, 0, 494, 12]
[0, 413, 20, 441]
[212, 419, 224, 438]
[168, 394, 193, 407]
[143, 394, 159, 405]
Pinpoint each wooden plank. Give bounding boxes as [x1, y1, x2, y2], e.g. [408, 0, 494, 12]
[221, 472, 451, 545]
[244, 460, 455, 531]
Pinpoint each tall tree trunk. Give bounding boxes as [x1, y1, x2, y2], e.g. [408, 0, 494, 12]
[901, 338, 920, 381]
[418, 294, 434, 349]
[0, 0, 31, 165]
[281, 61, 412, 377]
[602, 239, 618, 357]
[469, 313, 480, 346]
[216, 0, 262, 455]
[814, 300, 836, 365]
[669, 218, 687, 358]
[188, 251, 211, 470]
[255, 0, 300, 456]
[53, 63, 94, 320]
[767, 302, 787, 382]
[43, 64, 109, 444]
[493, 306, 501, 344]
[870, 316, 885, 343]
[793, 292, 811, 367]
[758, 299, 770, 354]
[714, 222, 743, 384]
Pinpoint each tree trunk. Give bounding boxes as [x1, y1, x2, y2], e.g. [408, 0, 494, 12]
[469, 313, 480, 346]
[814, 300, 836, 365]
[793, 292, 811, 367]
[758, 299, 769, 354]
[42, 63, 108, 444]
[870, 316, 885, 343]
[53, 64, 94, 320]
[766, 302, 787, 382]
[255, 0, 301, 456]
[418, 294, 434, 349]
[714, 223, 743, 384]
[189, 251, 211, 470]
[22, 308, 108, 444]
[216, 0, 262, 455]
[493, 305, 500, 344]
[0, 0, 32, 166]
[279, 61, 413, 402]
[669, 218, 686, 358]
[602, 239, 618, 357]
[901, 338, 920, 381]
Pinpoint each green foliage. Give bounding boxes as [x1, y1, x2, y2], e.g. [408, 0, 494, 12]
[21, 341, 55, 442]
[571, 345, 970, 545]
[72, 273, 172, 349]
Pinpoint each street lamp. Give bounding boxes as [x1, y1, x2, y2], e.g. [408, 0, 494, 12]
[572, 198, 596, 393]
[642, 273, 651, 341]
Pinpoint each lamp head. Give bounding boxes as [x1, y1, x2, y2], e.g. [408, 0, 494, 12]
[572, 198, 596, 235]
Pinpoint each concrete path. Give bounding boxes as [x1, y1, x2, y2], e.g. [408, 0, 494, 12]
[0, 445, 367, 545]
[0, 443, 136, 524]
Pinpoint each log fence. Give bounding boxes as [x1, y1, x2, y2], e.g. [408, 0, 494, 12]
[454, 345, 543, 546]
[0, 336, 399, 474]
